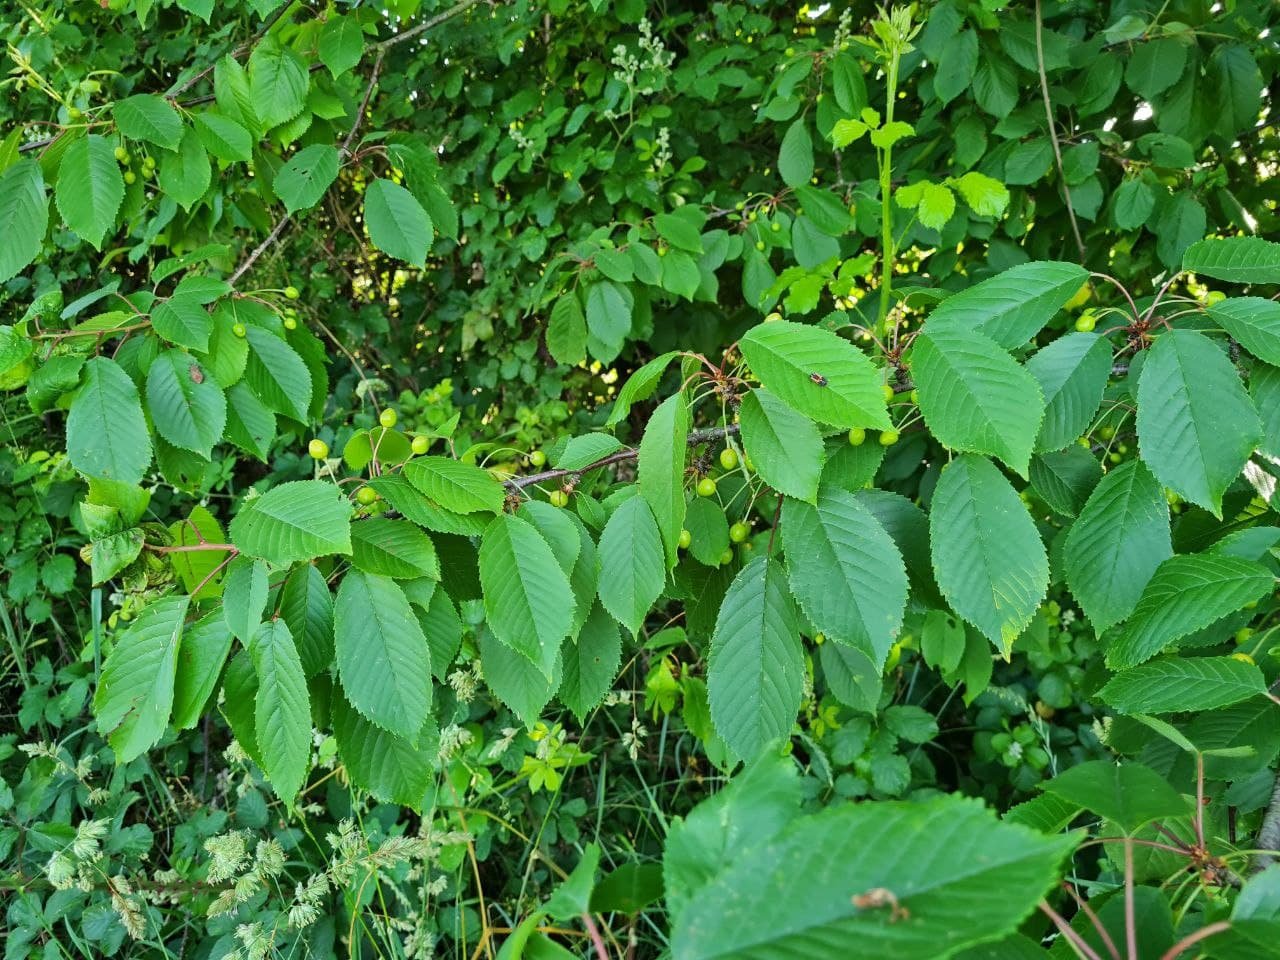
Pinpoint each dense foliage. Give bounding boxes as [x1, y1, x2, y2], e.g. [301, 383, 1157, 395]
[4, 0, 1280, 956]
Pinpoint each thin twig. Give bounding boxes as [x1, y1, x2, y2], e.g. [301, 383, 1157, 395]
[376, 0, 488, 52]
[1035, 0, 1087, 264]
[1124, 837, 1137, 960]
[582, 914, 611, 960]
[1157, 921, 1231, 960]
[1062, 883, 1121, 960]
[1039, 900, 1105, 960]
[166, 0, 299, 99]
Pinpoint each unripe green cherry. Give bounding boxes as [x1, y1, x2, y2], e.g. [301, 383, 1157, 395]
[678, 528, 692, 549]
[696, 476, 718, 497]
[770, 221, 781, 233]
[764, 311, 783, 323]
[848, 427, 866, 446]
[550, 489, 569, 508]
[881, 383, 894, 402]
[68, 106, 83, 120]
[232, 323, 247, 338]
[411, 435, 430, 455]
[755, 240, 766, 251]
[356, 486, 378, 506]
[719, 548, 734, 565]
[283, 316, 298, 330]
[729, 521, 749, 543]
[114, 145, 128, 163]
[1075, 312, 1097, 333]
[719, 447, 739, 470]
[529, 449, 547, 467]
[879, 429, 900, 446]
[285, 285, 300, 300]
[123, 170, 137, 185]
[308, 438, 329, 459]
[379, 407, 397, 429]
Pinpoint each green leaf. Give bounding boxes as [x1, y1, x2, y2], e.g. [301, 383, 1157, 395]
[738, 388, 825, 502]
[1136, 329, 1261, 516]
[915, 182, 955, 231]
[275, 144, 340, 214]
[192, 111, 252, 163]
[248, 37, 309, 129]
[114, 94, 183, 149]
[332, 693, 437, 809]
[1064, 461, 1171, 635]
[368, 474, 490, 536]
[596, 495, 665, 635]
[280, 563, 334, 676]
[1029, 447, 1102, 517]
[1042, 761, 1187, 834]
[1026, 333, 1112, 452]
[606, 351, 679, 427]
[1112, 177, 1156, 230]
[558, 601, 622, 723]
[0, 160, 48, 284]
[157, 126, 211, 211]
[169, 506, 228, 599]
[684, 497, 730, 567]
[146, 350, 226, 458]
[911, 322, 1044, 477]
[403, 456, 504, 514]
[934, 29, 978, 105]
[782, 487, 908, 669]
[243, 325, 313, 423]
[708, 557, 803, 761]
[1183, 237, 1280, 285]
[739, 321, 890, 429]
[1101, 656, 1267, 715]
[418, 588, 462, 680]
[654, 211, 703, 253]
[1207, 297, 1280, 366]
[67, 357, 152, 484]
[778, 118, 813, 188]
[229, 480, 353, 565]
[171, 611, 233, 730]
[225, 382, 275, 460]
[364, 179, 433, 267]
[151, 295, 214, 352]
[90, 528, 145, 585]
[480, 514, 575, 677]
[1126, 38, 1187, 99]
[920, 610, 966, 674]
[222, 556, 269, 643]
[923, 261, 1089, 349]
[247, 619, 310, 805]
[638, 392, 689, 568]
[671, 795, 1075, 960]
[334, 570, 432, 739]
[318, 14, 364, 78]
[1105, 554, 1274, 669]
[584, 280, 633, 363]
[951, 171, 1009, 218]
[930, 455, 1048, 653]
[794, 185, 852, 235]
[546, 293, 587, 366]
[55, 135, 123, 249]
[93, 596, 188, 763]
[553, 433, 623, 470]
[350, 518, 439, 579]
[479, 629, 562, 728]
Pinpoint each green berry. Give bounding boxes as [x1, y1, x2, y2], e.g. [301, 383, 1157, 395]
[848, 427, 866, 446]
[285, 285, 300, 300]
[719, 447, 739, 470]
[879, 429, 900, 446]
[696, 476, 718, 497]
[550, 489, 569, 508]
[356, 486, 378, 506]
[142, 155, 155, 170]
[764, 311, 783, 323]
[113, 145, 128, 163]
[283, 316, 298, 330]
[67, 106, 83, 121]
[881, 383, 894, 402]
[1075, 312, 1097, 333]
[529, 449, 547, 467]
[729, 522, 749, 543]
[719, 548, 734, 565]
[308, 438, 329, 460]
[657, 245, 667, 257]
[232, 323, 247, 338]
[411, 435, 430, 455]
[678, 528, 692, 549]
[755, 240, 766, 251]
[379, 407, 397, 429]
[771, 221, 781, 233]
[123, 170, 136, 185]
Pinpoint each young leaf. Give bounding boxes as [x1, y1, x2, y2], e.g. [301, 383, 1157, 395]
[248, 37, 309, 129]
[584, 280, 633, 363]
[637, 392, 689, 568]
[707, 557, 803, 761]
[93, 596, 189, 763]
[738, 388, 825, 503]
[248, 619, 310, 805]
[364, 179, 433, 267]
[596, 495, 666, 635]
[334, 570, 432, 739]
[1136, 329, 1261, 517]
[929, 455, 1048, 653]
[910, 322, 1045, 477]
[479, 514, 575, 677]
[229, 480, 353, 565]
[55, 135, 123, 249]
[739, 321, 890, 429]
[67, 357, 153, 484]
[1063, 461, 1171, 635]
[1105, 554, 1273, 669]
[782, 488, 908, 669]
